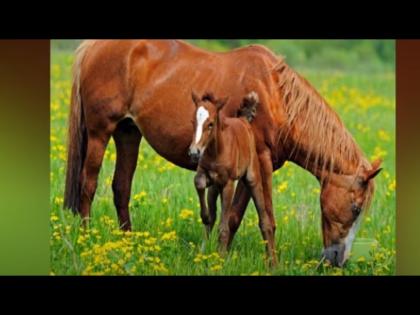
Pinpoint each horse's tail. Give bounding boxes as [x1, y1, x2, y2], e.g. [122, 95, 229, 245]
[238, 91, 259, 122]
[63, 41, 94, 214]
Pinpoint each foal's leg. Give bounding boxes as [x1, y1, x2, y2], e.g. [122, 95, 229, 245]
[197, 181, 219, 252]
[194, 169, 212, 240]
[224, 150, 276, 250]
[112, 119, 142, 231]
[225, 180, 251, 248]
[207, 185, 219, 233]
[79, 131, 113, 225]
[218, 180, 235, 252]
[246, 160, 277, 266]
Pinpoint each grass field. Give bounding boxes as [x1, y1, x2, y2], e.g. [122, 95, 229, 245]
[50, 49, 396, 275]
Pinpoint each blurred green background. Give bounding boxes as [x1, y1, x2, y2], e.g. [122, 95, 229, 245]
[0, 40, 50, 275]
[52, 39, 395, 72]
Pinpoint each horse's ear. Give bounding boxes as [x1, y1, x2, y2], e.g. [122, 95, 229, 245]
[370, 158, 383, 171]
[216, 96, 229, 111]
[191, 91, 201, 107]
[364, 159, 383, 183]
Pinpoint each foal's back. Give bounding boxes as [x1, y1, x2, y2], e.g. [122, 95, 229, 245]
[221, 117, 256, 180]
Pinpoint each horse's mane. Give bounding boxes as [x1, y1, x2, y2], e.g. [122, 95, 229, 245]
[274, 57, 367, 176]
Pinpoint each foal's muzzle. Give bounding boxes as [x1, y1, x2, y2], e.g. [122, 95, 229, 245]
[188, 147, 201, 163]
[323, 243, 346, 267]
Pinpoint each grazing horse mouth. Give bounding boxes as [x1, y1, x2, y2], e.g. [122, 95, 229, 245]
[322, 243, 346, 267]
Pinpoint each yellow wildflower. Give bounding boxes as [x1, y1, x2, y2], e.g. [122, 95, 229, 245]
[179, 209, 194, 220]
[377, 129, 390, 142]
[277, 181, 288, 193]
[388, 179, 396, 192]
[54, 197, 63, 205]
[161, 231, 177, 241]
[210, 265, 222, 272]
[133, 191, 147, 201]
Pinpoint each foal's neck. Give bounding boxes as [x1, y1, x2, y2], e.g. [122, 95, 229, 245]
[205, 119, 228, 160]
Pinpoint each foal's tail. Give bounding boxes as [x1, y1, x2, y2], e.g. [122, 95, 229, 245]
[63, 41, 93, 214]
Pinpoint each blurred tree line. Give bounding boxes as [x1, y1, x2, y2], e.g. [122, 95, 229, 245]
[52, 39, 394, 72]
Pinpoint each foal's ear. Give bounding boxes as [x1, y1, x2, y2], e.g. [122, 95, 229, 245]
[239, 91, 259, 122]
[191, 91, 201, 107]
[215, 96, 229, 111]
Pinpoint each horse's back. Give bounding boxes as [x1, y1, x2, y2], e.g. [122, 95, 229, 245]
[75, 40, 280, 169]
[79, 40, 278, 95]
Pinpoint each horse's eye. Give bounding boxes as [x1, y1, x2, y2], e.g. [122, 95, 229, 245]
[351, 203, 362, 216]
[208, 123, 213, 130]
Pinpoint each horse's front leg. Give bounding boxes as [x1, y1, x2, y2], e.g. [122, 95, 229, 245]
[218, 180, 235, 252]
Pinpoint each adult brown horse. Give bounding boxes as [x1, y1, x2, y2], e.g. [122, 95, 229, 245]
[64, 40, 382, 267]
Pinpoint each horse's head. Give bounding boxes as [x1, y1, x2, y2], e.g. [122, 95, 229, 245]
[319, 159, 382, 267]
[188, 91, 229, 162]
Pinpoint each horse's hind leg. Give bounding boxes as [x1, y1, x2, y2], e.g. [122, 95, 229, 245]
[112, 119, 142, 231]
[80, 130, 114, 225]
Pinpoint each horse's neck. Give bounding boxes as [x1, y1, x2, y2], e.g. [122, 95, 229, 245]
[273, 59, 368, 179]
[286, 134, 363, 180]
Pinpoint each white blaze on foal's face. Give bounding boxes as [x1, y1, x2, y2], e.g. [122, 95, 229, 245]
[195, 106, 209, 144]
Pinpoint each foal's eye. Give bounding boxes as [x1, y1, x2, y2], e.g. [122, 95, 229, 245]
[208, 123, 213, 130]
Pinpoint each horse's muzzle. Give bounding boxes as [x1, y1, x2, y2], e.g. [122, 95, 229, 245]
[323, 243, 346, 267]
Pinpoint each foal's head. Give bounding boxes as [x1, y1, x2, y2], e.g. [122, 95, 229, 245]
[188, 92, 228, 162]
[188, 91, 259, 162]
[320, 159, 382, 267]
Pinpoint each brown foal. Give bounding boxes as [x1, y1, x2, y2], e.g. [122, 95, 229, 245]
[189, 91, 277, 265]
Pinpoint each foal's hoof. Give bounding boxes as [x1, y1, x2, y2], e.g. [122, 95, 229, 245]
[217, 244, 229, 257]
[265, 254, 278, 269]
[269, 258, 278, 269]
